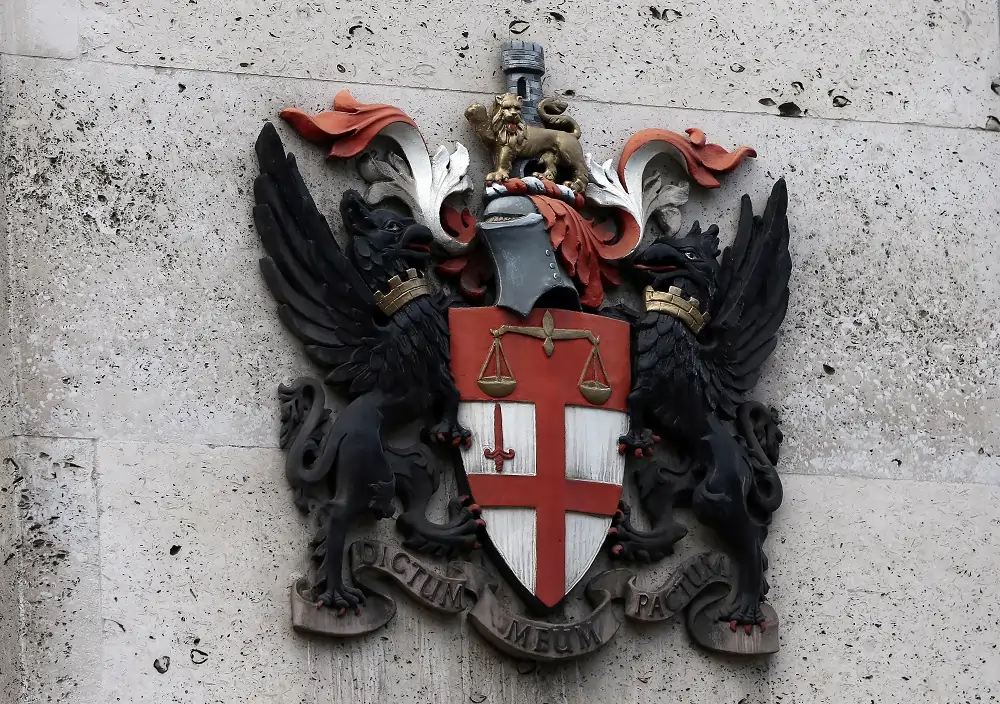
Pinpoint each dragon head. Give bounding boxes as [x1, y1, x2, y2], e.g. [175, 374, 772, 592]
[631, 221, 722, 302]
[339, 190, 434, 293]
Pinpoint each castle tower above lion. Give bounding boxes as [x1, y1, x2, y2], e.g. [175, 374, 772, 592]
[502, 40, 545, 125]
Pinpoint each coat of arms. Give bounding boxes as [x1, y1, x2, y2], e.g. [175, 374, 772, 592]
[252, 40, 791, 660]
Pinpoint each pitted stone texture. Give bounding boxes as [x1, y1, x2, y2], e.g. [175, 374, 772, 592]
[6, 437, 101, 704]
[3, 58, 321, 446]
[75, 0, 1000, 129]
[0, 439, 21, 700]
[769, 473, 1000, 702]
[95, 441, 768, 704]
[0, 58, 13, 439]
[4, 57, 999, 487]
[1, 58, 499, 447]
[0, 0, 79, 58]
[97, 442, 315, 702]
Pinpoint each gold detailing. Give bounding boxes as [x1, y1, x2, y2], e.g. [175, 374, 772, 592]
[476, 310, 612, 405]
[478, 333, 516, 398]
[374, 269, 432, 316]
[577, 345, 612, 405]
[465, 94, 589, 193]
[644, 285, 711, 335]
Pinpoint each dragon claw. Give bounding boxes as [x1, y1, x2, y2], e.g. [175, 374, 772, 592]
[618, 428, 657, 457]
[607, 499, 687, 563]
[725, 598, 768, 628]
[315, 583, 365, 614]
[425, 421, 473, 449]
[399, 494, 487, 559]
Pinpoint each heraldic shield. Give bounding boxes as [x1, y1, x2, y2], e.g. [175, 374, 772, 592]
[449, 306, 630, 610]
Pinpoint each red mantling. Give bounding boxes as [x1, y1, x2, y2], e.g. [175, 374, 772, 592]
[604, 128, 757, 260]
[280, 90, 419, 158]
[529, 196, 622, 309]
[619, 128, 757, 189]
[436, 207, 493, 302]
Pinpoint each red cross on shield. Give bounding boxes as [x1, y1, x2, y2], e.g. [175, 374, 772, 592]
[449, 307, 631, 609]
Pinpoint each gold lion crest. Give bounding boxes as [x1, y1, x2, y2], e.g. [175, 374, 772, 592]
[465, 93, 589, 193]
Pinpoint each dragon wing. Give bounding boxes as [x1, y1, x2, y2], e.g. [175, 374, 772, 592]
[701, 179, 791, 416]
[253, 122, 387, 397]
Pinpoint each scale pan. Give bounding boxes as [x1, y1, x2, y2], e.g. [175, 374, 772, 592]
[478, 376, 517, 398]
[578, 380, 611, 405]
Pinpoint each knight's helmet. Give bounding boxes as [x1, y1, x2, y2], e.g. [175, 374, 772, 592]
[501, 41, 545, 126]
[478, 40, 582, 317]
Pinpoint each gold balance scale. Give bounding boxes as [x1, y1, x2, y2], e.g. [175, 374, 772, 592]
[477, 311, 612, 405]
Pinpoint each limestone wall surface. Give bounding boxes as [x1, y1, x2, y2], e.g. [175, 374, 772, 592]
[0, 1, 999, 702]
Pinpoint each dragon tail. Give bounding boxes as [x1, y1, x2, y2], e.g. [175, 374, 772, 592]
[278, 377, 340, 493]
[735, 401, 784, 515]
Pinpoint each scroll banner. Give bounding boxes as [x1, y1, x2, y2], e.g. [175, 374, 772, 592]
[290, 540, 778, 660]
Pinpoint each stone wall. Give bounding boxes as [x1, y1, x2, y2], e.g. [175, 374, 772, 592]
[0, 43, 19, 699]
[1, 1, 999, 702]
